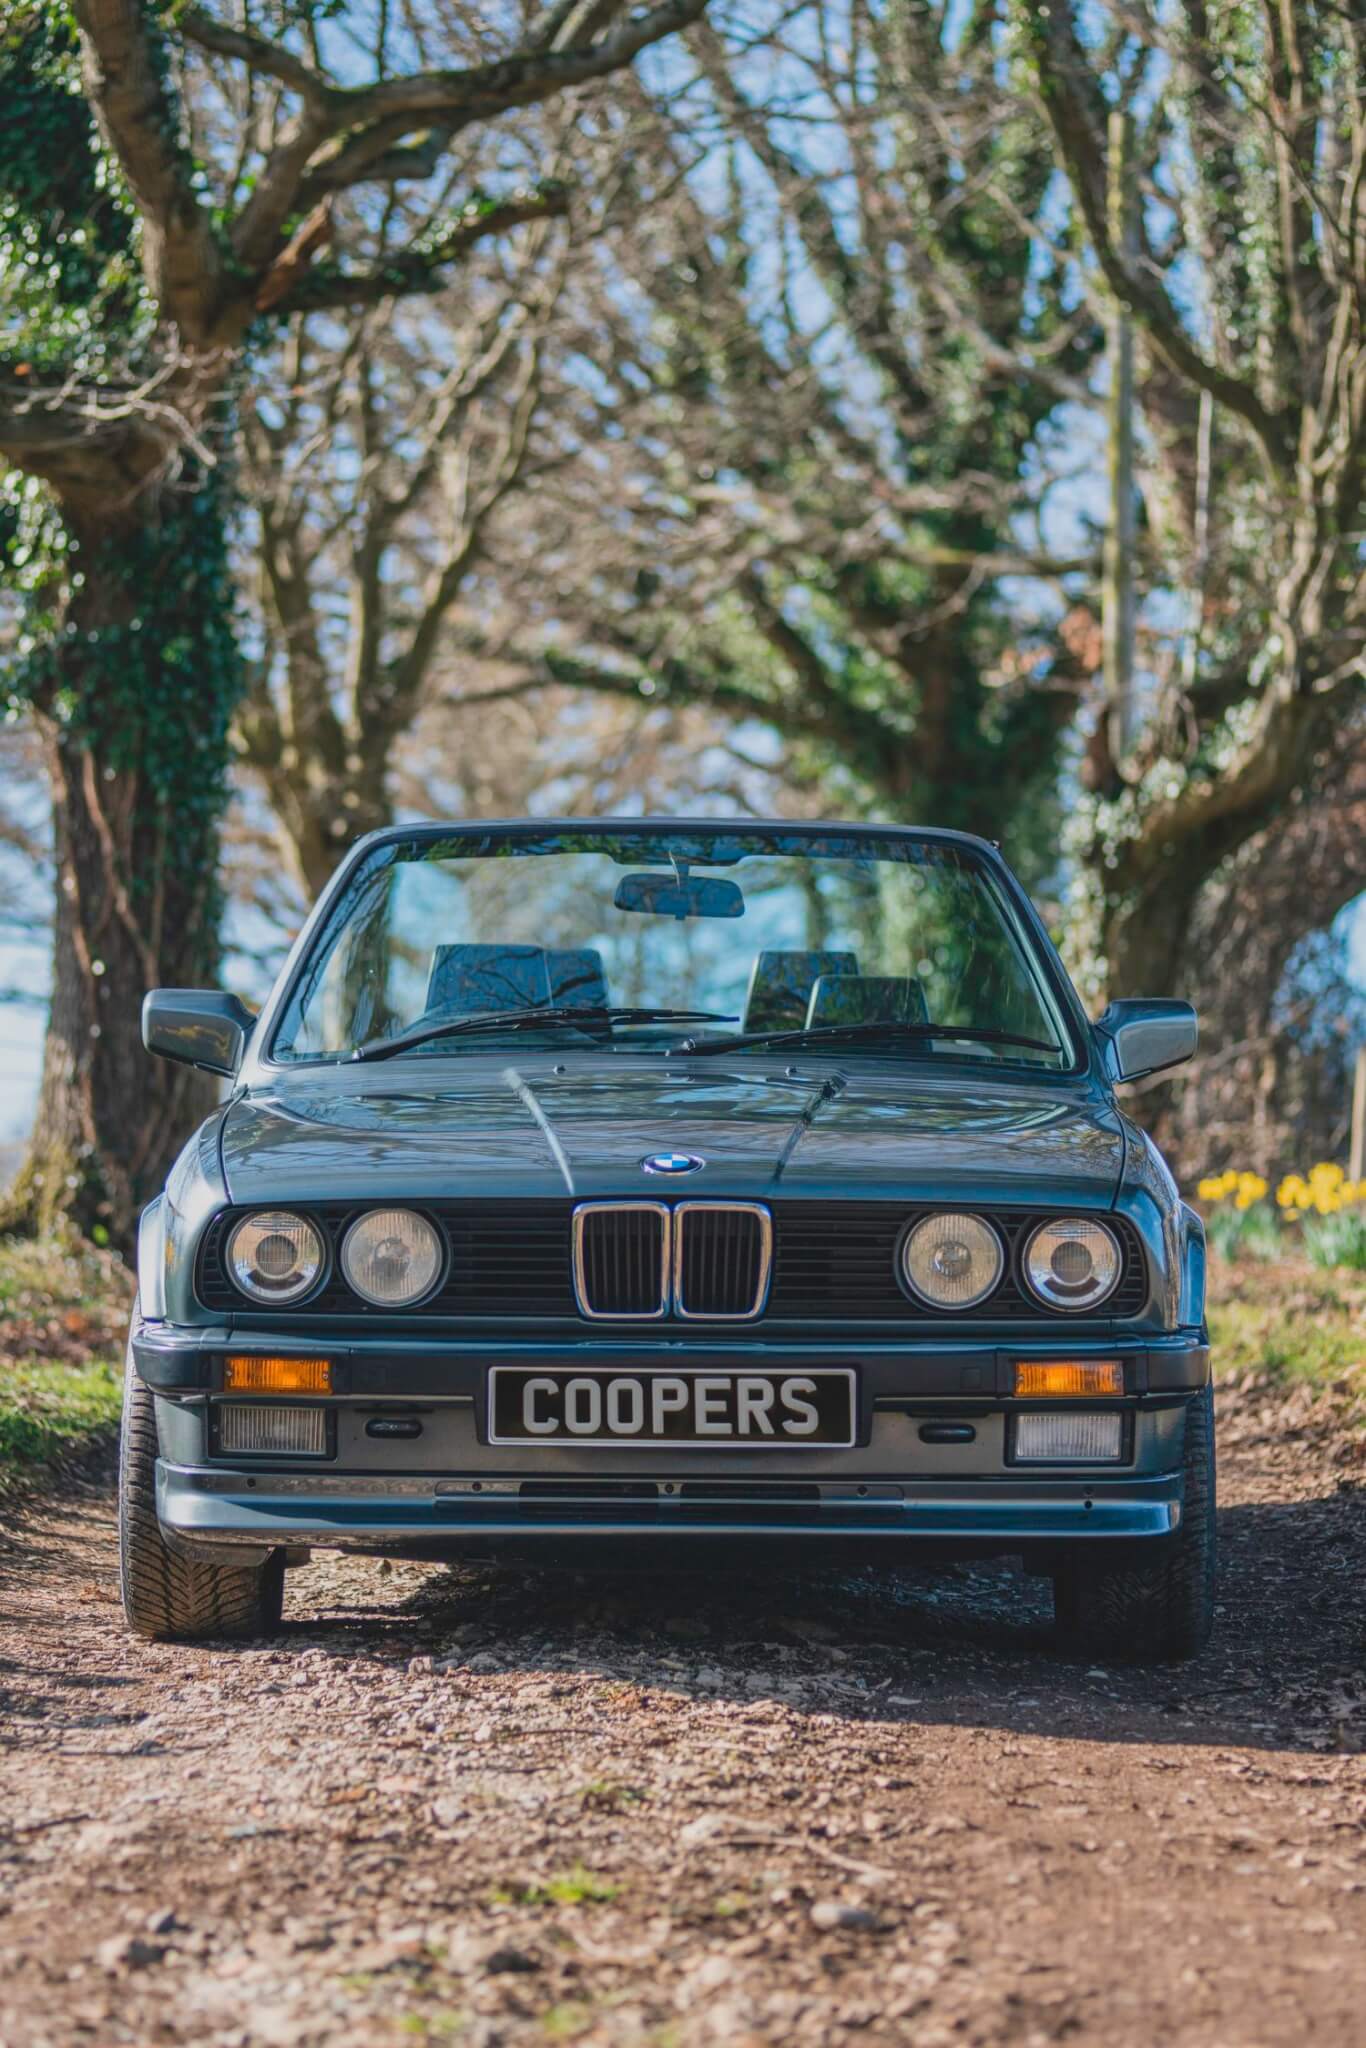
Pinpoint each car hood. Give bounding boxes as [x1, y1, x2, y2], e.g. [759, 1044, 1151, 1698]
[220, 1058, 1125, 1209]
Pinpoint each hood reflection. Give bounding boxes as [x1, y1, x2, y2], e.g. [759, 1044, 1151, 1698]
[220, 1055, 1125, 1209]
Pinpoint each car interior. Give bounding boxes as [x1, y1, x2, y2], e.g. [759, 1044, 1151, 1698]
[424, 943, 612, 1016]
[419, 942, 933, 1038]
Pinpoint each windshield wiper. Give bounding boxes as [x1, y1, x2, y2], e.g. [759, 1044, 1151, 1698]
[679, 1021, 1060, 1058]
[348, 1006, 736, 1064]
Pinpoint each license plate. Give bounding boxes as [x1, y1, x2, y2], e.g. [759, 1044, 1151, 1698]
[487, 1368, 857, 1448]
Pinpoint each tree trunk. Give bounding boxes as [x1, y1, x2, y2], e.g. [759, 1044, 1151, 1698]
[3, 481, 242, 1250]
[5, 726, 219, 1243]
[1100, 872, 1206, 999]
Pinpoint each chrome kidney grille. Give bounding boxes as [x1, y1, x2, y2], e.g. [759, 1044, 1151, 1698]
[674, 1202, 772, 1319]
[572, 1202, 671, 1319]
[571, 1201, 772, 1320]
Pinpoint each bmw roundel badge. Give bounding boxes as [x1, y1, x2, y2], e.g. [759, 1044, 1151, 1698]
[641, 1151, 705, 1175]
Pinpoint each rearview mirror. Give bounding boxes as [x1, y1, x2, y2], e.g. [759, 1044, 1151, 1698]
[613, 872, 745, 921]
[142, 989, 255, 1076]
[1095, 998, 1197, 1083]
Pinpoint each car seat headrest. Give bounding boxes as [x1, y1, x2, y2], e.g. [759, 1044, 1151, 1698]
[742, 949, 858, 1033]
[546, 948, 609, 1010]
[805, 974, 928, 1029]
[425, 943, 552, 1018]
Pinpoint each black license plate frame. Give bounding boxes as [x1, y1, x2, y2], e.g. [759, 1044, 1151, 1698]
[487, 1366, 858, 1449]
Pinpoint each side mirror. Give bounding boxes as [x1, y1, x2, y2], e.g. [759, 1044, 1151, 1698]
[142, 989, 255, 1076]
[1095, 998, 1198, 1084]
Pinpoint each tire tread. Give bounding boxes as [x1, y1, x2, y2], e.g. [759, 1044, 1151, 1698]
[1053, 1383, 1216, 1663]
[119, 1351, 283, 1642]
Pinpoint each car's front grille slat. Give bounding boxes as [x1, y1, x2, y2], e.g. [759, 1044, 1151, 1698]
[196, 1201, 1147, 1324]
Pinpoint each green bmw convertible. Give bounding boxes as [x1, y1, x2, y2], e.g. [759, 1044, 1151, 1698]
[124, 819, 1213, 1660]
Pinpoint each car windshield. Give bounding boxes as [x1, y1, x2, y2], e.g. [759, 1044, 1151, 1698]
[270, 827, 1077, 1071]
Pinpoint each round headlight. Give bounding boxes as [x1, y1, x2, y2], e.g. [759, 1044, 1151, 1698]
[901, 1212, 1004, 1310]
[227, 1210, 325, 1304]
[1023, 1217, 1122, 1310]
[341, 1208, 444, 1307]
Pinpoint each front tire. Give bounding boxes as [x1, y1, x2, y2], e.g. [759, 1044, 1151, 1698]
[119, 1349, 284, 1642]
[1052, 1382, 1216, 1663]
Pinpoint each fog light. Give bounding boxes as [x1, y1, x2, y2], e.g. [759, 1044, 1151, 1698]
[219, 1404, 328, 1456]
[224, 1355, 333, 1394]
[1012, 1412, 1125, 1463]
[1014, 1360, 1123, 1398]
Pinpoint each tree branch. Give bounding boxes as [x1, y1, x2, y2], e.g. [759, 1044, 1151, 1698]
[176, 7, 332, 103]
[273, 189, 571, 314]
[324, 0, 710, 132]
[71, 0, 225, 342]
[1019, 0, 1295, 475]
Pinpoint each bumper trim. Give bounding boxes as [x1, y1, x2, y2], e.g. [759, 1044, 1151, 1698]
[133, 1319, 1210, 1400]
[156, 1459, 1183, 1555]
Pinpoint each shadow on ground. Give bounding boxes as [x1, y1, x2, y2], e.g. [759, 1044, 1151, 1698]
[1, 1459, 1362, 1760]
[269, 1488, 1366, 1758]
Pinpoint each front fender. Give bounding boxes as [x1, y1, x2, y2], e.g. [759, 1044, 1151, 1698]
[1113, 1118, 1189, 1331]
[136, 1198, 168, 1320]
[155, 1108, 232, 1324]
[1179, 1202, 1207, 1329]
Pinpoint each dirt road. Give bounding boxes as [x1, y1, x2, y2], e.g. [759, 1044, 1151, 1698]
[1, 1379, 1363, 2048]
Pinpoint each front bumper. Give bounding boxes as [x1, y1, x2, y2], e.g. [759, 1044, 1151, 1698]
[132, 1320, 1209, 1399]
[156, 1460, 1184, 1561]
[136, 1318, 1206, 1565]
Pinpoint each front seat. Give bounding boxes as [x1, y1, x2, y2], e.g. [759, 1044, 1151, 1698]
[425, 943, 552, 1017]
[742, 949, 858, 1033]
[805, 974, 928, 1028]
[547, 948, 609, 1009]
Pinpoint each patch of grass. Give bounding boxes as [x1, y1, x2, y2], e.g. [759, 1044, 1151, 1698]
[398, 2014, 466, 2040]
[579, 1779, 644, 1812]
[1303, 1209, 1366, 1272]
[0, 1233, 130, 1325]
[0, 1360, 122, 1482]
[492, 1863, 620, 1907]
[1209, 1254, 1364, 1417]
[1206, 1201, 1283, 1262]
[0, 1234, 130, 1490]
[540, 2004, 594, 2040]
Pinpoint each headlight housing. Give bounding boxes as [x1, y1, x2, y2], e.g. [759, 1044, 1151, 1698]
[1022, 1217, 1122, 1311]
[900, 1212, 1004, 1310]
[341, 1208, 444, 1307]
[226, 1210, 325, 1304]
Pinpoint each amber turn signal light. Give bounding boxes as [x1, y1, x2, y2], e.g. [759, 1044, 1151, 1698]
[223, 1355, 333, 1394]
[1013, 1359, 1124, 1398]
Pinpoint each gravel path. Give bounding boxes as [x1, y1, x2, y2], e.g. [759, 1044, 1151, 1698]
[1, 1381, 1363, 2048]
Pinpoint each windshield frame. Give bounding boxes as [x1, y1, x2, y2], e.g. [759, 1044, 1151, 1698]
[249, 818, 1094, 1082]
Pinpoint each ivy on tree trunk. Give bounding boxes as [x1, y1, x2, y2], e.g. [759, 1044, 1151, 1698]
[1, 0, 707, 1246]
[5, 480, 243, 1244]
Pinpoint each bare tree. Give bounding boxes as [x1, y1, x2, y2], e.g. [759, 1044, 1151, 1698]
[0, 0, 710, 1241]
[1016, 0, 1366, 995]
[1131, 726, 1366, 1176]
[427, 6, 1104, 879]
[235, 209, 574, 897]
